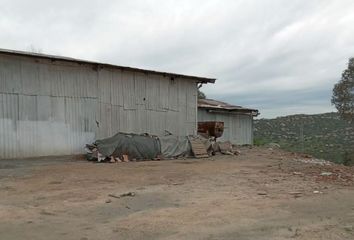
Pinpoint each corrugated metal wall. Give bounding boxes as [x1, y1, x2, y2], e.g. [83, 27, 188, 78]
[0, 54, 198, 159]
[198, 109, 253, 145]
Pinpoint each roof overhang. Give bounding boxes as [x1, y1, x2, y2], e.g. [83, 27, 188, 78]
[198, 98, 259, 117]
[201, 107, 260, 117]
[0, 48, 216, 84]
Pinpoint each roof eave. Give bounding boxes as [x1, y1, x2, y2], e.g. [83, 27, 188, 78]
[199, 106, 259, 115]
[0, 48, 216, 83]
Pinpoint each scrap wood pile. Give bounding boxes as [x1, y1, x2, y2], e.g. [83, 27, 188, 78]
[85, 132, 240, 163]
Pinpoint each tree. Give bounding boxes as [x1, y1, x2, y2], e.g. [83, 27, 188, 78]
[332, 58, 354, 124]
[198, 89, 206, 99]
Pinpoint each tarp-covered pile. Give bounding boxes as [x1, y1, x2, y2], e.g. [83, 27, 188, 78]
[85, 133, 192, 162]
[159, 135, 192, 158]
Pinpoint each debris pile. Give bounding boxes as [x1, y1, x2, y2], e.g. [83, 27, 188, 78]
[204, 140, 241, 156]
[315, 169, 353, 184]
[289, 154, 354, 185]
[293, 157, 332, 166]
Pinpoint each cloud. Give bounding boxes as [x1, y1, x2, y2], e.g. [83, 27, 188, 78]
[0, 0, 354, 118]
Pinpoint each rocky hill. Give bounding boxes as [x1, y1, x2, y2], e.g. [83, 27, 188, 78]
[254, 112, 354, 163]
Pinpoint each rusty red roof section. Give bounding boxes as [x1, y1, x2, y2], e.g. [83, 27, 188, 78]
[198, 98, 259, 115]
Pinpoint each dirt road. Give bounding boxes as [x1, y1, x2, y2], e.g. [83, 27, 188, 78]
[1, 147, 354, 240]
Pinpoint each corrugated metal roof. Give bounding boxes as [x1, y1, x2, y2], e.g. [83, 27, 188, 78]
[198, 98, 259, 114]
[0, 48, 216, 83]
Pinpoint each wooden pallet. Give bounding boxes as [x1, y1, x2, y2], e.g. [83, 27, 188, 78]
[189, 138, 209, 158]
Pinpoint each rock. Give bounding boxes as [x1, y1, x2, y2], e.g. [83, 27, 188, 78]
[257, 191, 267, 195]
[289, 191, 302, 195]
[233, 150, 241, 155]
[97, 152, 105, 162]
[343, 225, 353, 232]
[110, 156, 116, 163]
[105, 199, 112, 203]
[223, 151, 234, 155]
[320, 172, 333, 176]
[289, 192, 302, 198]
[171, 182, 183, 186]
[108, 194, 120, 199]
[120, 192, 135, 197]
[267, 143, 280, 148]
[122, 154, 129, 162]
[108, 192, 136, 199]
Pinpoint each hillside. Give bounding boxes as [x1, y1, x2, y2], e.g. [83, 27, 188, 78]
[254, 112, 354, 163]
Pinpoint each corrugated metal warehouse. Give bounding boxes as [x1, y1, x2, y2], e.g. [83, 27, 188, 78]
[198, 99, 259, 145]
[0, 49, 215, 159]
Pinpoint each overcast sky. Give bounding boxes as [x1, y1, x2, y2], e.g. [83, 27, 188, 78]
[1, 0, 354, 118]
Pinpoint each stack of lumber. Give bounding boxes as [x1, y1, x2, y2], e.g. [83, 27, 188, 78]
[189, 137, 209, 158]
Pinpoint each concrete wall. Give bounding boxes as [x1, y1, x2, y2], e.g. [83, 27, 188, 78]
[198, 109, 253, 145]
[0, 53, 198, 159]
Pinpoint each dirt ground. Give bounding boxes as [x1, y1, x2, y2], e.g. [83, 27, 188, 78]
[1, 147, 354, 240]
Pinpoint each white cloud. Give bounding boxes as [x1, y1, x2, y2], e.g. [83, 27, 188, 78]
[0, 0, 354, 118]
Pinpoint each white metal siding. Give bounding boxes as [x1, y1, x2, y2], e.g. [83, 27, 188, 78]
[198, 109, 254, 145]
[0, 54, 199, 159]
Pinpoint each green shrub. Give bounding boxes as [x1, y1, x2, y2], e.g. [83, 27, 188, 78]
[254, 138, 268, 146]
[343, 151, 354, 166]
